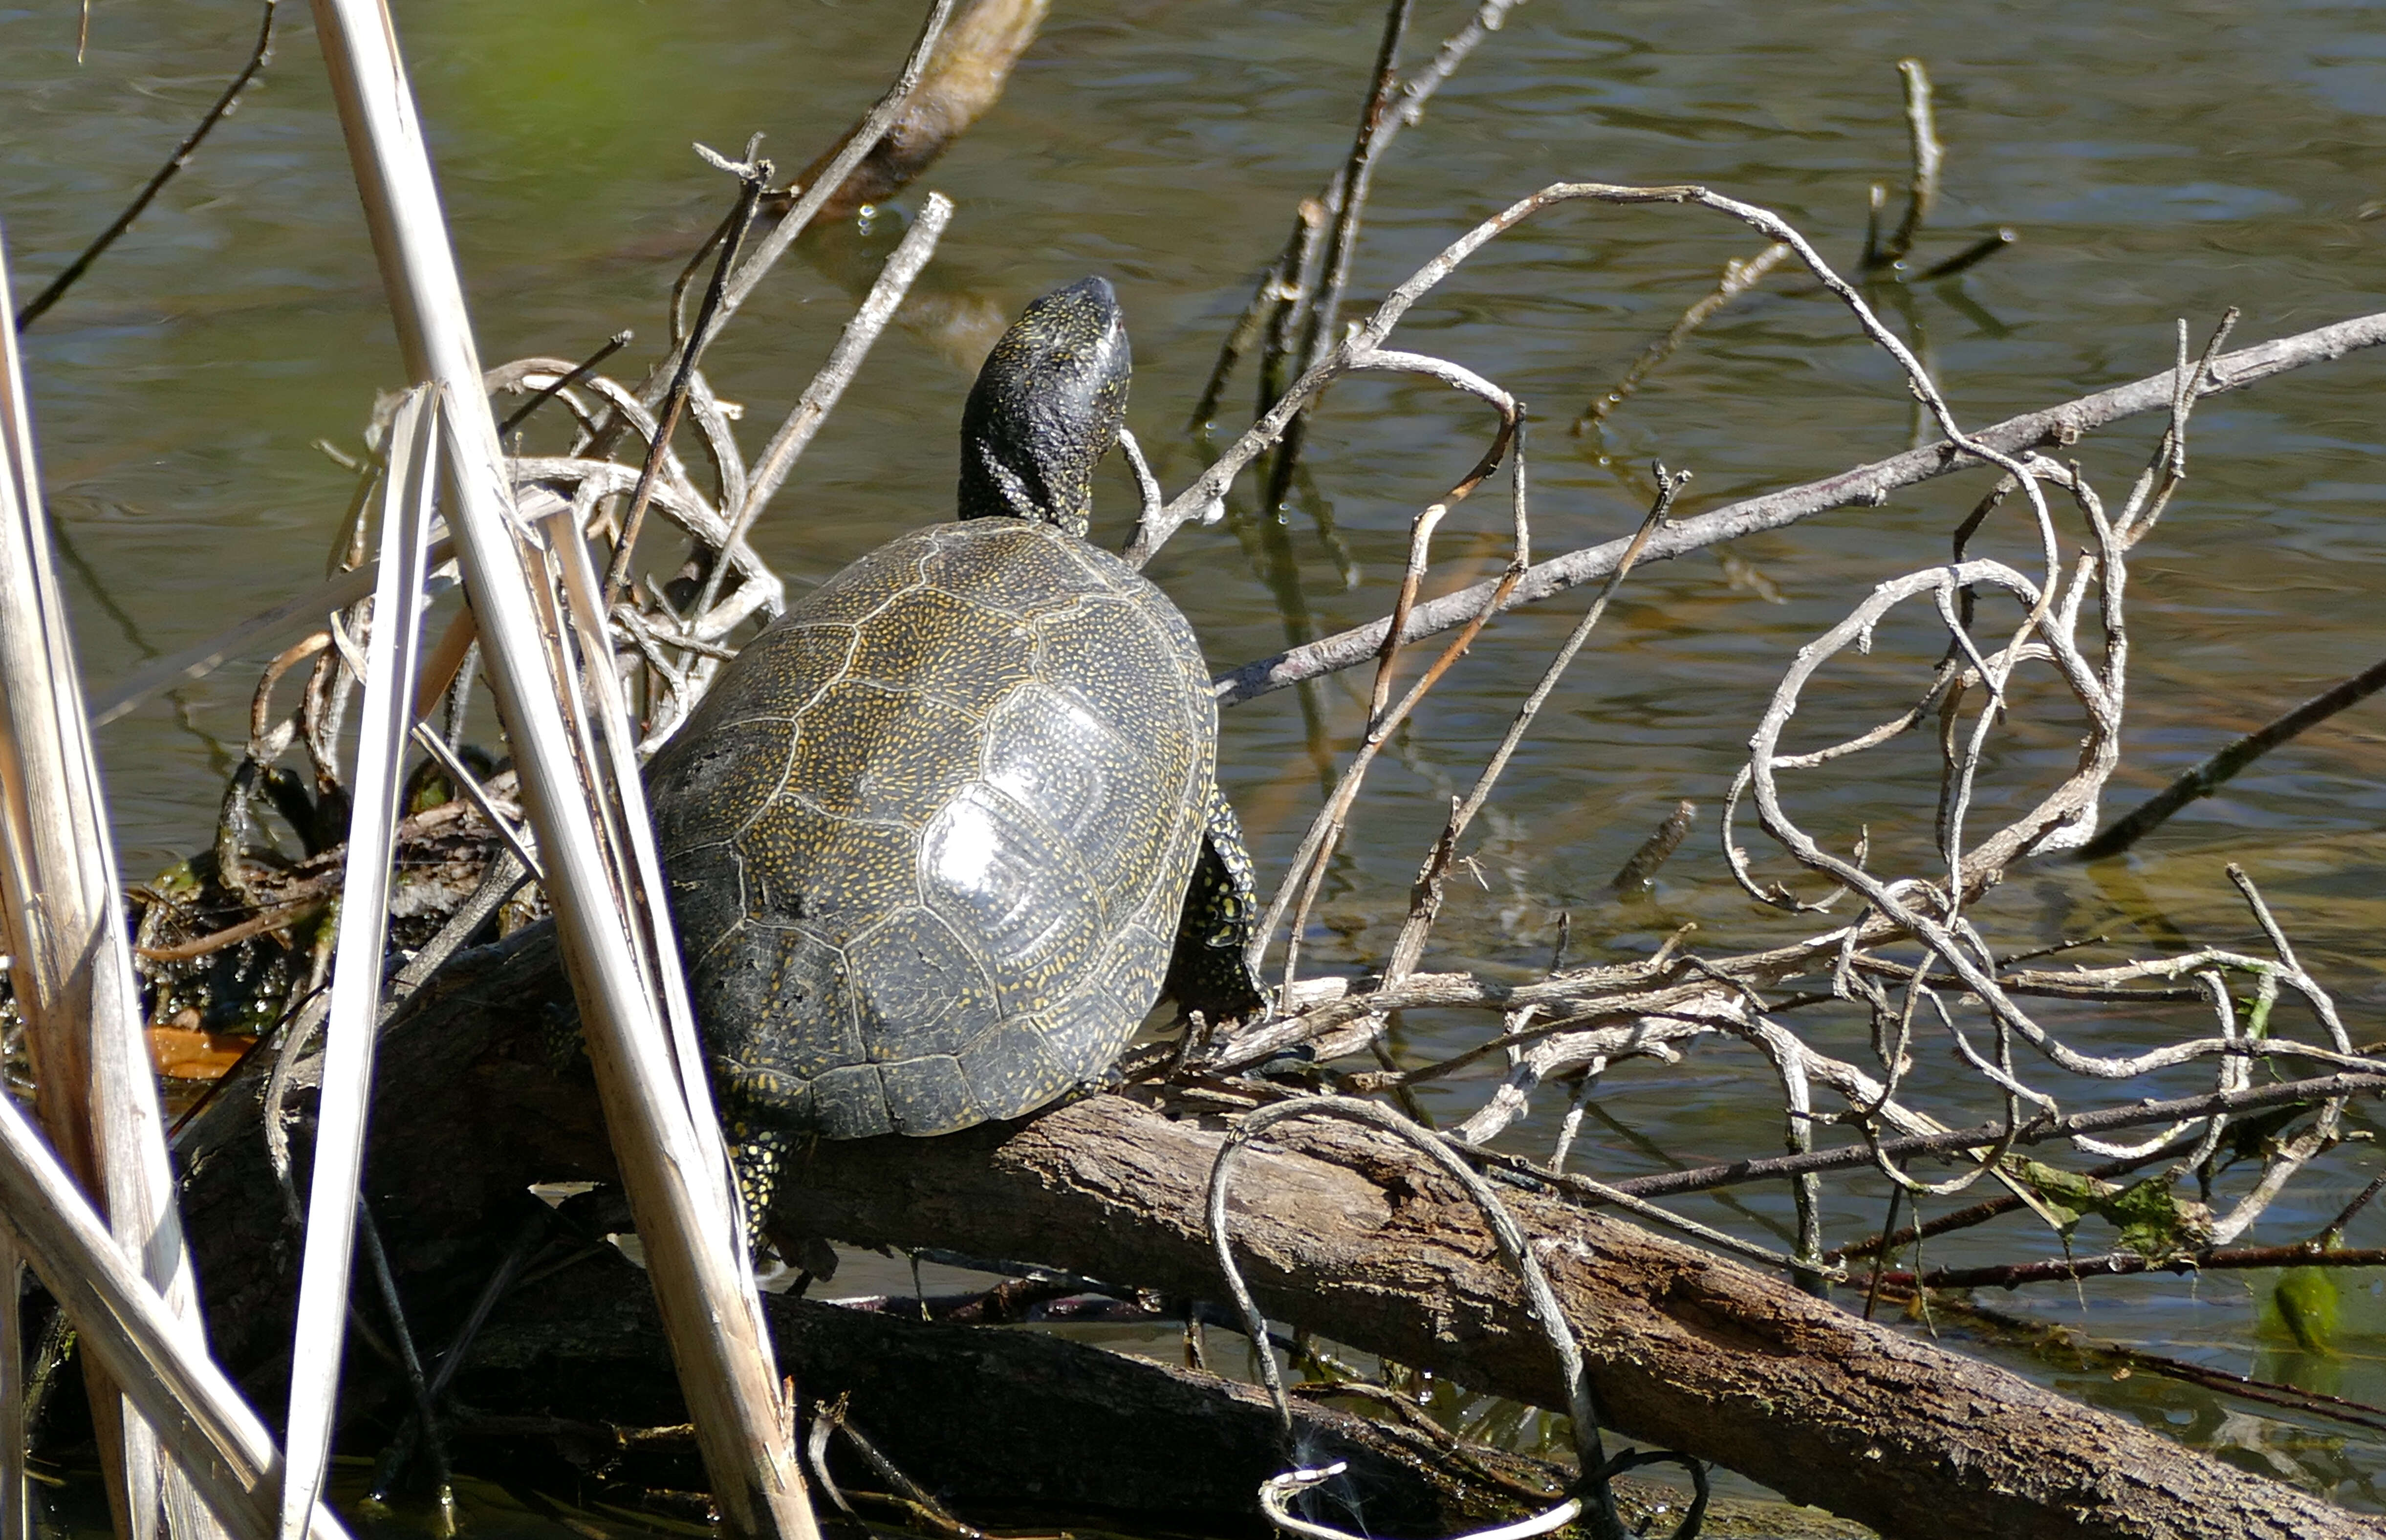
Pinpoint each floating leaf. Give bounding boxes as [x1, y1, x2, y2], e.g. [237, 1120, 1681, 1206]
[145, 1022, 253, 1081]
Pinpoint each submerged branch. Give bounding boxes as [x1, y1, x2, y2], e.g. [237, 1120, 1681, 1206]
[2080, 648, 2386, 858]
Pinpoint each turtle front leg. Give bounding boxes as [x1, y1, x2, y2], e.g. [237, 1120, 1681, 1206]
[1164, 780, 1266, 1023]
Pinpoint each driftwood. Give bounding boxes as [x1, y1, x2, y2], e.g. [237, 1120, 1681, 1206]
[168, 932, 2380, 1540]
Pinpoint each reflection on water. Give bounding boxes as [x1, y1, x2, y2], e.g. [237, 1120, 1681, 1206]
[6, 0, 2386, 1520]
[25, 1457, 709, 1540]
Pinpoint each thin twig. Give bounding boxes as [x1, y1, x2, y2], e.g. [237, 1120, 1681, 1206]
[1862, 1186, 1903, 1321]
[1258, 0, 1414, 510]
[1586, 1069, 2386, 1204]
[15, 0, 280, 331]
[354, 1205, 455, 1522]
[622, 0, 957, 425]
[695, 190, 953, 617]
[1571, 245, 1790, 433]
[1195, 0, 1524, 427]
[91, 542, 457, 727]
[1383, 468, 1682, 984]
[1610, 800, 1697, 893]
[1898, 1243, 2386, 1291]
[408, 724, 542, 882]
[1945, 1293, 2386, 1436]
[1865, 58, 1941, 272]
[607, 147, 769, 604]
[1253, 397, 1527, 1001]
[1116, 426, 1171, 557]
[133, 897, 324, 963]
[1915, 229, 2016, 282]
[1152, 178, 2061, 572]
[811, 1399, 982, 1540]
[499, 331, 632, 437]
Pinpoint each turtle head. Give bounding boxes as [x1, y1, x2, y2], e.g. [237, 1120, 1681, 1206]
[957, 275, 1130, 538]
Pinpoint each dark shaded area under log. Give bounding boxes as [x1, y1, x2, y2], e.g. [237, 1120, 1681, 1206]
[455, 1246, 1573, 1536]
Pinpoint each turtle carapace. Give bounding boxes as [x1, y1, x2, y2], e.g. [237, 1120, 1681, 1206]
[647, 277, 1263, 1239]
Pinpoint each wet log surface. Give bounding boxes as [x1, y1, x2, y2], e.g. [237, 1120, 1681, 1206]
[172, 928, 2383, 1540]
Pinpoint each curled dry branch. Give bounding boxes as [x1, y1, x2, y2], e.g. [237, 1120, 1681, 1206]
[1208, 1094, 1635, 1540]
[1144, 178, 2062, 568]
[1172, 184, 2370, 1305]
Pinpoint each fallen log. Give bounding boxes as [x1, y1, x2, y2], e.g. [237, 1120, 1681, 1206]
[170, 931, 2381, 1540]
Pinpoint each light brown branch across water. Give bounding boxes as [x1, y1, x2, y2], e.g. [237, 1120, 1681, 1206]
[1214, 308, 2386, 705]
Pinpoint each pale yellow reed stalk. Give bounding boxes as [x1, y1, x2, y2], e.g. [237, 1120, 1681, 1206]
[298, 4, 819, 1537]
[0, 222, 224, 1540]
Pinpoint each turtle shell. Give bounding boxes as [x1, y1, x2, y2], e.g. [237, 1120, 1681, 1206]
[647, 517, 1214, 1139]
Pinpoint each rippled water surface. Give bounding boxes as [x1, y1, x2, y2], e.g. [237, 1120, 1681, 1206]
[7, 0, 2386, 1522]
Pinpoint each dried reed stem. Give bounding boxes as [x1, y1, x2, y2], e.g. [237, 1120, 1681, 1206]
[276, 388, 440, 1539]
[0, 1092, 350, 1540]
[0, 223, 222, 1540]
[301, 3, 817, 1535]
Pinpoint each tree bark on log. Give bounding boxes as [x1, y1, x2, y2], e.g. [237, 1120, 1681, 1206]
[170, 932, 2383, 1540]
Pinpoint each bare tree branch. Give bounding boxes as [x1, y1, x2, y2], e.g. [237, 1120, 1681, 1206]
[1216, 308, 2386, 705]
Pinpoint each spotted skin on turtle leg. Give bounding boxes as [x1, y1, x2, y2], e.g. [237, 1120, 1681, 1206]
[1165, 781, 1265, 1023]
[730, 1125, 792, 1254]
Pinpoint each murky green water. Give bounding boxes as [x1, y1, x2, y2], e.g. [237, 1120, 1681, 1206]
[7, 0, 2386, 1524]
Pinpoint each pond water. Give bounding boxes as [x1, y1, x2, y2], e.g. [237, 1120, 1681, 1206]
[7, 0, 2386, 1526]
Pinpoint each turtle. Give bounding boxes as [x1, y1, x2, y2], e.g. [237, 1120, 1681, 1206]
[646, 275, 1264, 1238]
